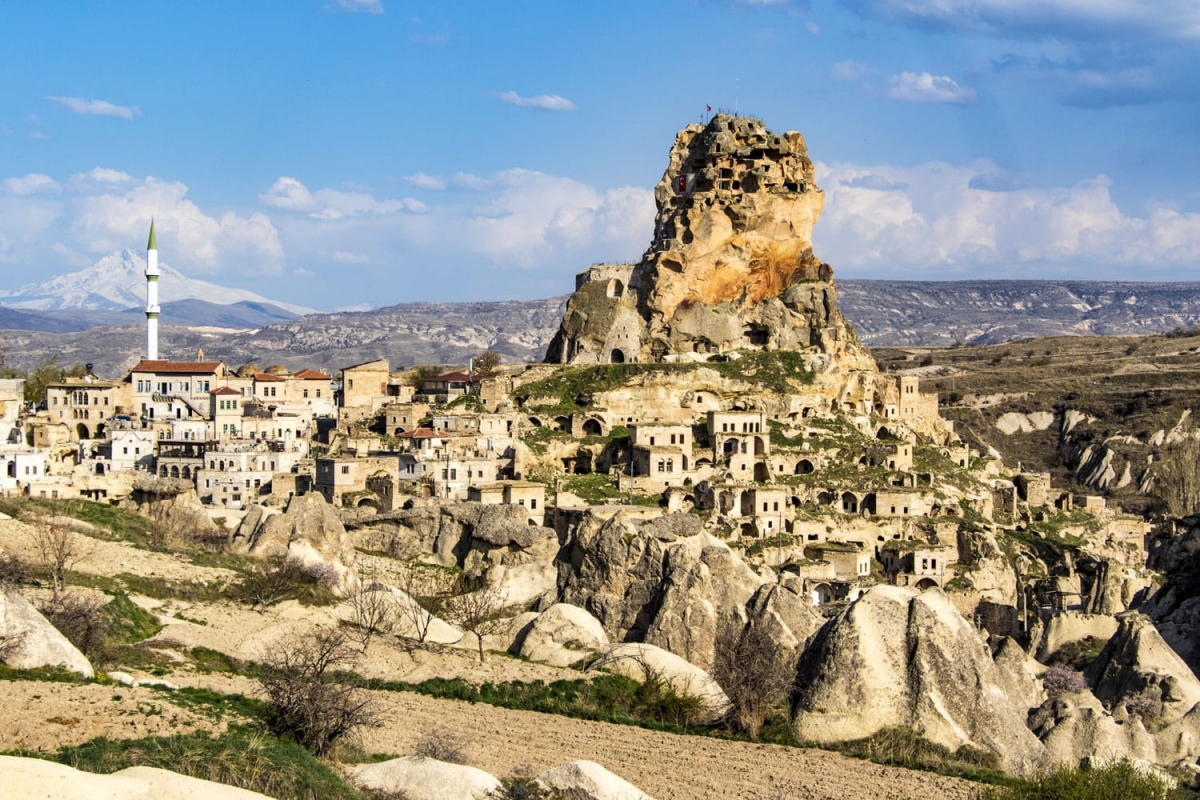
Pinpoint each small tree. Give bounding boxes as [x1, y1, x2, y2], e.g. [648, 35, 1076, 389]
[1042, 664, 1088, 698]
[343, 578, 397, 652]
[473, 350, 502, 375]
[711, 620, 797, 738]
[396, 561, 454, 647]
[444, 577, 507, 663]
[258, 628, 378, 757]
[30, 517, 96, 597]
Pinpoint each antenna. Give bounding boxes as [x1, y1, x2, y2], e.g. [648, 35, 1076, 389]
[735, 78, 739, 116]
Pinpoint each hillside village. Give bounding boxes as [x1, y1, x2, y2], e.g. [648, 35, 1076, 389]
[2, 114, 1199, 799]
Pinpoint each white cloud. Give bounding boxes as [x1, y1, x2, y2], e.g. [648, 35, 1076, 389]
[0, 167, 284, 274]
[293, 268, 316, 277]
[261, 177, 424, 219]
[47, 96, 140, 120]
[2, 174, 60, 196]
[813, 160, 1200, 278]
[844, 0, 1200, 40]
[405, 172, 446, 191]
[887, 72, 977, 103]
[264, 168, 654, 281]
[493, 91, 577, 111]
[325, 0, 383, 13]
[330, 250, 370, 264]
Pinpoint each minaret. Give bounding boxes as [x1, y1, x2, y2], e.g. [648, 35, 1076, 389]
[145, 220, 160, 360]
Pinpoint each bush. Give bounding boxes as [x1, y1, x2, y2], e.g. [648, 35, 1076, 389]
[235, 557, 338, 612]
[257, 628, 378, 756]
[411, 728, 470, 764]
[488, 767, 591, 800]
[0, 552, 30, 589]
[1125, 688, 1165, 722]
[1042, 665, 1088, 698]
[983, 759, 1189, 800]
[711, 621, 797, 738]
[39, 592, 109, 661]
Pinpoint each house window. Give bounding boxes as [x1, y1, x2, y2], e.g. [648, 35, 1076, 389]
[303, 389, 309, 398]
[530, 499, 537, 509]
[341, 465, 350, 475]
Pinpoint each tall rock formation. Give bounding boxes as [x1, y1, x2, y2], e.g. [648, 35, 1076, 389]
[546, 114, 872, 372]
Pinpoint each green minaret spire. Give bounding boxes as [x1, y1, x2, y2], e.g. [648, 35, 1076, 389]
[147, 219, 157, 251]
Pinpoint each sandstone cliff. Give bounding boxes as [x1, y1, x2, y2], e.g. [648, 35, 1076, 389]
[546, 114, 874, 373]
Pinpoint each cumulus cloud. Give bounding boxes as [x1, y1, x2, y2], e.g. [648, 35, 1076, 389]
[260, 177, 425, 219]
[813, 160, 1200, 278]
[493, 91, 577, 111]
[842, 0, 1200, 40]
[405, 172, 446, 191]
[2, 174, 60, 195]
[325, 0, 384, 13]
[263, 169, 654, 280]
[47, 96, 140, 120]
[887, 72, 977, 103]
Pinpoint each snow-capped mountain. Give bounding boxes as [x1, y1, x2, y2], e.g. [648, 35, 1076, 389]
[0, 250, 316, 315]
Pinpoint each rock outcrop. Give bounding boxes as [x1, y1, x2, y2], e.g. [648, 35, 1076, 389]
[537, 760, 656, 800]
[0, 590, 94, 678]
[346, 756, 502, 800]
[545, 114, 875, 374]
[518, 603, 610, 667]
[556, 511, 763, 670]
[791, 586, 1044, 775]
[590, 642, 731, 721]
[0, 755, 273, 799]
[122, 477, 220, 543]
[233, 492, 357, 593]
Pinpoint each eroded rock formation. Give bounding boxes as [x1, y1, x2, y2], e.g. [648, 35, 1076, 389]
[546, 114, 873, 372]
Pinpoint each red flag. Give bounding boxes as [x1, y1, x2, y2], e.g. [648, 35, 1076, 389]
[706, 105, 712, 112]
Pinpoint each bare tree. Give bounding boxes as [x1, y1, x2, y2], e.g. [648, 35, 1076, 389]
[444, 577, 507, 663]
[30, 516, 97, 597]
[237, 557, 302, 612]
[343, 577, 397, 652]
[396, 561, 454, 647]
[1155, 437, 1200, 517]
[711, 620, 798, 738]
[258, 628, 378, 757]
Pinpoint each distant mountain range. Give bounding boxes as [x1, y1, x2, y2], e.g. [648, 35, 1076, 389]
[0, 272, 1198, 377]
[0, 249, 316, 314]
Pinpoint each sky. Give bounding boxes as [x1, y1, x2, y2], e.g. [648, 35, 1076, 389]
[1, 0, 1198, 312]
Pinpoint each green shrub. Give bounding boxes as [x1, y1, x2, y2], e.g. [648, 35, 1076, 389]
[19, 730, 366, 800]
[983, 759, 1190, 800]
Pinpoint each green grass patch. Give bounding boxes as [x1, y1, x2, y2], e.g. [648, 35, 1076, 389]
[102, 591, 162, 645]
[981, 759, 1193, 799]
[156, 686, 268, 722]
[0, 663, 86, 683]
[190, 647, 242, 674]
[10, 730, 367, 800]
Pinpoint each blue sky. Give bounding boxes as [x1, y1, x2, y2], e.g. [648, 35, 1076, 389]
[1, 0, 1198, 312]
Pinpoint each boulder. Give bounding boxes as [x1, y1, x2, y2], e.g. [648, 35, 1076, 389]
[122, 477, 221, 544]
[518, 603, 609, 667]
[0, 756, 272, 799]
[0, 590, 93, 678]
[556, 512, 763, 670]
[537, 760, 655, 800]
[1085, 612, 1200, 725]
[490, 561, 558, 608]
[239, 492, 357, 593]
[792, 586, 1045, 775]
[1037, 612, 1119, 664]
[1029, 690, 1157, 767]
[347, 756, 501, 800]
[591, 642, 730, 722]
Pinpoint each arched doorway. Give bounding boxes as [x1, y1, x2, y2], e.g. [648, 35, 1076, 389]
[610, 348, 625, 364]
[811, 583, 834, 606]
[76, 423, 89, 440]
[753, 463, 769, 482]
[94, 463, 105, 476]
[754, 436, 765, 456]
[553, 416, 571, 432]
[796, 459, 814, 475]
[915, 577, 939, 591]
[841, 492, 858, 513]
[582, 418, 603, 436]
[170, 465, 180, 478]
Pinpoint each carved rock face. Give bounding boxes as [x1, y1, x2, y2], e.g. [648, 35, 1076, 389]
[545, 114, 869, 371]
